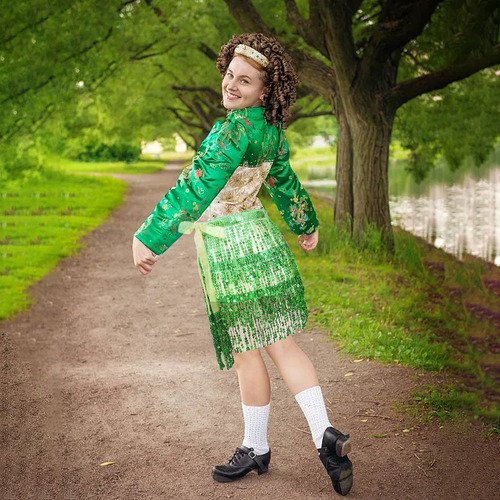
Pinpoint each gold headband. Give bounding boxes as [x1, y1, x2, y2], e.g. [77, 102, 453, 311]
[234, 44, 269, 67]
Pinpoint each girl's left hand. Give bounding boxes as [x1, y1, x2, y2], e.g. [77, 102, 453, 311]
[298, 230, 318, 251]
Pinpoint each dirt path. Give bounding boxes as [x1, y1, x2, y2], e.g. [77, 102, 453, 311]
[1, 166, 498, 500]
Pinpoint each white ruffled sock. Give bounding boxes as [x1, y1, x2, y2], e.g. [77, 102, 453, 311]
[295, 385, 332, 449]
[241, 402, 270, 455]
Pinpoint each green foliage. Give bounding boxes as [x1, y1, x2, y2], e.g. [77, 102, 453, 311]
[2, 0, 499, 184]
[71, 140, 141, 163]
[394, 69, 500, 181]
[0, 141, 44, 183]
[0, 169, 126, 319]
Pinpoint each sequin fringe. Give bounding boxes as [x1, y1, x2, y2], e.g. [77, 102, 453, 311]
[198, 209, 308, 370]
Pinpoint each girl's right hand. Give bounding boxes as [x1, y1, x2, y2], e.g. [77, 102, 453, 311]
[133, 237, 159, 275]
[298, 230, 318, 251]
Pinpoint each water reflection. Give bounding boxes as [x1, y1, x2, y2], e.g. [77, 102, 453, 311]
[390, 167, 500, 266]
[300, 148, 500, 266]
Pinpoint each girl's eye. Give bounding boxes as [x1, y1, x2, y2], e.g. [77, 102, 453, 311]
[241, 79, 248, 84]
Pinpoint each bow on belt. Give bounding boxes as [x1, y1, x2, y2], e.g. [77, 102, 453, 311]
[178, 221, 226, 313]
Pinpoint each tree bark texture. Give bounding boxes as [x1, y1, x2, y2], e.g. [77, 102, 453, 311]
[351, 112, 394, 249]
[333, 105, 353, 231]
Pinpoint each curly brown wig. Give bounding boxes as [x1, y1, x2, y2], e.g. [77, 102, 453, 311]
[216, 33, 298, 128]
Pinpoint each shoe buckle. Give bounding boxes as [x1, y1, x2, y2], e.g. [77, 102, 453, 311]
[248, 450, 257, 459]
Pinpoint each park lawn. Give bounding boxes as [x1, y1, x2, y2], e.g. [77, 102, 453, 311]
[0, 169, 127, 319]
[261, 192, 499, 428]
[49, 156, 167, 175]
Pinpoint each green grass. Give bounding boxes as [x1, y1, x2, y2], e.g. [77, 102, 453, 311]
[49, 156, 167, 175]
[412, 384, 493, 422]
[0, 169, 127, 319]
[261, 191, 499, 427]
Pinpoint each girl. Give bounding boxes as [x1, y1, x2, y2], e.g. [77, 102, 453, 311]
[133, 33, 353, 496]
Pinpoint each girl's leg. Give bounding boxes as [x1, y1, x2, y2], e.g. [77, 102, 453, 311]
[264, 336, 330, 448]
[264, 336, 351, 451]
[212, 349, 272, 482]
[264, 336, 353, 495]
[233, 349, 271, 455]
[233, 348, 271, 406]
[263, 335, 319, 395]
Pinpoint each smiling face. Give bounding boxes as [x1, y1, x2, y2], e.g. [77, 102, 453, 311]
[222, 55, 267, 110]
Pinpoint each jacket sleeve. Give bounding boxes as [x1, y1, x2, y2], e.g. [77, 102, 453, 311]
[263, 131, 319, 235]
[134, 117, 249, 254]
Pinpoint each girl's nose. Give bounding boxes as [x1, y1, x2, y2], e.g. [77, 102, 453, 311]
[226, 80, 238, 91]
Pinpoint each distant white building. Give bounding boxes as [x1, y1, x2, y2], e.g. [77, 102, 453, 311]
[174, 134, 187, 153]
[141, 134, 188, 157]
[141, 140, 163, 158]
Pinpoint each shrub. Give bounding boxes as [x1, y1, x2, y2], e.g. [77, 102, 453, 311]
[74, 141, 141, 163]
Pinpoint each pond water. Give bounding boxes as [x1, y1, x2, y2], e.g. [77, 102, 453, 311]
[390, 165, 500, 266]
[301, 148, 500, 266]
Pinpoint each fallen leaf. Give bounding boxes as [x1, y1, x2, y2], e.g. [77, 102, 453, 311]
[344, 372, 354, 377]
[361, 419, 368, 423]
[373, 434, 388, 438]
[353, 359, 364, 363]
[402, 429, 410, 433]
[99, 461, 115, 467]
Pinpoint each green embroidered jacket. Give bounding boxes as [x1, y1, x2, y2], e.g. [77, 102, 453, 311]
[135, 107, 319, 254]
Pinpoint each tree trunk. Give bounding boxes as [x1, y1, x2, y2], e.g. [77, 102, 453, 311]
[333, 105, 353, 231]
[351, 111, 395, 251]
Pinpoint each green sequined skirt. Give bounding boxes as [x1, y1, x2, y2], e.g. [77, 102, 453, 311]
[198, 208, 308, 370]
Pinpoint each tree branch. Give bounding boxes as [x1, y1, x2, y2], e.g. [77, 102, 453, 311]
[388, 44, 500, 109]
[292, 110, 333, 120]
[199, 42, 219, 61]
[87, 61, 119, 92]
[360, 0, 442, 82]
[0, 14, 50, 46]
[129, 36, 169, 60]
[284, 0, 328, 58]
[176, 130, 196, 151]
[171, 85, 220, 99]
[223, 0, 274, 36]
[61, 27, 114, 63]
[175, 93, 213, 132]
[322, 1, 359, 92]
[0, 75, 55, 106]
[166, 106, 205, 130]
[143, 0, 167, 22]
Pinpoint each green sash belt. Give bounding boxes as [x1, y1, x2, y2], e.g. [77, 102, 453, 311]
[178, 221, 226, 313]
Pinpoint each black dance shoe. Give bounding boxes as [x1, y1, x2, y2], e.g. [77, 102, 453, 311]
[212, 446, 271, 483]
[317, 427, 353, 496]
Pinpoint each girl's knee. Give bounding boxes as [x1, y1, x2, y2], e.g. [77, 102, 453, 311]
[233, 348, 263, 369]
[265, 336, 296, 361]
